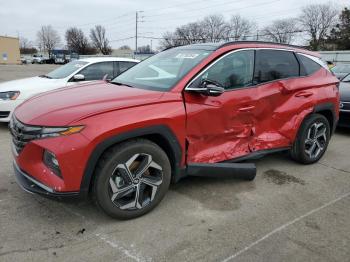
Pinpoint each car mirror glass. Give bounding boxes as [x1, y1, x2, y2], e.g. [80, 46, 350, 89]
[73, 74, 85, 81]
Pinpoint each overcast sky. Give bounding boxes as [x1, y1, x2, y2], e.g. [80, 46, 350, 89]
[1, 0, 348, 50]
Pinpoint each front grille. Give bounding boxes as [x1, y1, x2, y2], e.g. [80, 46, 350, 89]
[0, 111, 10, 118]
[340, 102, 350, 111]
[9, 116, 42, 154]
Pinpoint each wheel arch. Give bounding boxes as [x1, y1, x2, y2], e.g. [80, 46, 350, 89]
[79, 125, 184, 197]
[313, 102, 336, 135]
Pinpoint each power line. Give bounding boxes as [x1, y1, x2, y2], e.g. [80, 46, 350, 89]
[143, 0, 248, 18]
[144, 0, 282, 22]
[137, 29, 307, 41]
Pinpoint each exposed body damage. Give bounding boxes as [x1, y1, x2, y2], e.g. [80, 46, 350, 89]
[183, 60, 338, 164]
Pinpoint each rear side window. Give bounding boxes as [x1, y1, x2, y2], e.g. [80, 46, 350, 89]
[297, 54, 322, 76]
[118, 61, 137, 75]
[254, 50, 299, 84]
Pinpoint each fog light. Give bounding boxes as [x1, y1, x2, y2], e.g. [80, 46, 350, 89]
[43, 150, 62, 178]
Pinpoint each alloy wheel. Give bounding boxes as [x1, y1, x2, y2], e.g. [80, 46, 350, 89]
[304, 122, 327, 159]
[108, 153, 163, 210]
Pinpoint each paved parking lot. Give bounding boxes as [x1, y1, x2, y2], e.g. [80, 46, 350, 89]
[0, 64, 349, 262]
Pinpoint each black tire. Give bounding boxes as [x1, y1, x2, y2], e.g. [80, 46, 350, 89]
[290, 113, 330, 164]
[92, 139, 171, 219]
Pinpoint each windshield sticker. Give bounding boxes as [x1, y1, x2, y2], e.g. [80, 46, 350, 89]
[175, 53, 199, 59]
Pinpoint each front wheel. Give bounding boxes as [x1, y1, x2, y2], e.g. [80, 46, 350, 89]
[290, 114, 330, 164]
[92, 139, 171, 219]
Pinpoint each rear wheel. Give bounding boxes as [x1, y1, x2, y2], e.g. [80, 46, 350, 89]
[291, 114, 330, 164]
[93, 139, 171, 219]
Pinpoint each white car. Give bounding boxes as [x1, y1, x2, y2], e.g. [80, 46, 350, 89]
[0, 57, 139, 122]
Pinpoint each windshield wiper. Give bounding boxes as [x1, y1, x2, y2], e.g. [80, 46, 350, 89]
[110, 81, 134, 88]
[39, 75, 52, 79]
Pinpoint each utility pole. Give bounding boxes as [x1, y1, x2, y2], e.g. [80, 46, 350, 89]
[135, 11, 144, 54]
[135, 12, 138, 53]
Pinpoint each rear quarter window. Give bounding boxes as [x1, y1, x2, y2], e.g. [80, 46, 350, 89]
[297, 54, 322, 76]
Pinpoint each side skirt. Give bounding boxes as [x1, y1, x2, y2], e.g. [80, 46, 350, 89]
[187, 162, 256, 181]
[176, 147, 290, 182]
[226, 147, 290, 163]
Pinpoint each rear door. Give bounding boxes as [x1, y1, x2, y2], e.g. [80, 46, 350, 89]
[249, 49, 305, 151]
[184, 49, 258, 163]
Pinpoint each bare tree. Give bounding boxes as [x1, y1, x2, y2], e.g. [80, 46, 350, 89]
[90, 25, 112, 55]
[19, 37, 37, 54]
[300, 3, 339, 50]
[137, 45, 152, 53]
[202, 14, 229, 42]
[159, 23, 206, 49]
[158, 14, 253, 49]
[119, 45, 131, 50]
[65, 27, 96, 54]
[228, 15, 254, 40]
[159, 15, 229, 49]
[176, 22, 207, 44]
[262, 18, 299, 44]
[19, 37, 31, 49]
[36, 25, 61, 57]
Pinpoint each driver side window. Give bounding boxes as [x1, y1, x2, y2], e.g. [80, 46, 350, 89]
[199, 50, 254, 90]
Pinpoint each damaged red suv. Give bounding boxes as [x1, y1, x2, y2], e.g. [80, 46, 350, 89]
[11, 42, 339, 219]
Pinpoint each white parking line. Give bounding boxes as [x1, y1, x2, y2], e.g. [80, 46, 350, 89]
[96, 233, 150, 262]
[221, 192, 350, 262]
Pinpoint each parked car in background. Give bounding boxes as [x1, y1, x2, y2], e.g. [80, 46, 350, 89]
[331, 63, 350, 80]
[54, 53, 68, 64]
[20, 57, 28, 64]
[0, 57, 139, 122]
[10, 42, 339, 219]
[69, 53, 80, 61]
[339, 73, 350, 127]
[31, 54, 46, 64]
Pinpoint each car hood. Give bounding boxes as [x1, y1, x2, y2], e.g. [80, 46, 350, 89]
[340, 81, 350, 102]
[0, 76, 66, 99]
[15, 81, 165, 126]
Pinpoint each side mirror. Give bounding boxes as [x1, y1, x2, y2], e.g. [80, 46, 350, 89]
[73, 74, 85, 81]
[186, 79, 224, 97]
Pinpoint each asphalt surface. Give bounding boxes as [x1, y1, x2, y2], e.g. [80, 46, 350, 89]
[0, 64, 349, 262]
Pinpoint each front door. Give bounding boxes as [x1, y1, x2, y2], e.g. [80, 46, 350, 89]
[184, 50, 258, 163]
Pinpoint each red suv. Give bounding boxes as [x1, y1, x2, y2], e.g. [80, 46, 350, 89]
[10, 42, 339, 219]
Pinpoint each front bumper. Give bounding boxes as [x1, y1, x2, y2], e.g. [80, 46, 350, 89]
[13, 161, 80, 198]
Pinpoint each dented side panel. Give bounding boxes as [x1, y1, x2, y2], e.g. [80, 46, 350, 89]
[184, 69, 339, 164]
[184, 87, 258, 163]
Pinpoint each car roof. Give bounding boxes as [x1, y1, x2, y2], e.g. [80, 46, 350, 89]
[78, 57, 139, 63]
[174, 41, 319, 57]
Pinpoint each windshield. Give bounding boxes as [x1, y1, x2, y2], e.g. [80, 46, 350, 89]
[112, 48, 213, 91]
[342, 74, 350, 82]
[332, 64, 350, 73]
[46, 60, 88, 79]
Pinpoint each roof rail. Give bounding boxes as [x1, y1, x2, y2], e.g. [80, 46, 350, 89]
[218, 40, 310, 51]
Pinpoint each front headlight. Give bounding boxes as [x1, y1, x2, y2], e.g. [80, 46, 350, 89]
[0, 91, 20, 100]
[40, 126, 85, 138]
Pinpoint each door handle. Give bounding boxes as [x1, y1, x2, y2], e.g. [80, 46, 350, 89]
[238, 105, 255, 112]
[295, 91, 313, 98]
